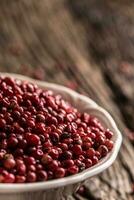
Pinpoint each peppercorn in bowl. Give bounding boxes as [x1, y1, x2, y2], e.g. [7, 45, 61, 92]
[0, 73, 122, 200]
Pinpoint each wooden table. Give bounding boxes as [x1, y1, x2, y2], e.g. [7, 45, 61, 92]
[0, 1, 134, 199]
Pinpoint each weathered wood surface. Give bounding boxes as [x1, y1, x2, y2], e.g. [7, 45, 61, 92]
[0, 0, 134, 199]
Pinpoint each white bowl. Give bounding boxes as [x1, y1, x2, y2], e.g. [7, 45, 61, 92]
[0, 73, 122, 199]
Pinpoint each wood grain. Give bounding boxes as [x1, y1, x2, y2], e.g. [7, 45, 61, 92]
[0, 0, 134, 199]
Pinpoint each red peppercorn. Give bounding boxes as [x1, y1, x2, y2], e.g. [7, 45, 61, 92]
[57, 114, 64, 123]
[66, 113, 75, 122]
[27, 165, 36, 172]
[48, 160, 58, 171]
[72, 144, 82, 156]
[0, 132, 6, 139]
[43, 141, 52, 152]
[105, 129, 113, 139]
[3, 158, 16, 169]
[3, 173, 15, 183]
[82, 137, 92, 143]
[60, 151, 72, 160]
[0, 175, 4, 183]
[92, 156, 99, 165]
[68, 165, 78, 175]
[0, 118, 6, 128]
[36, 114, 46, 123]
[0, 152, 5, 160]
[27, 119, 35, 128]
[37, 170, 47, 181]
[14, 148, 24, 157]
[26, 134, 40, 146]
[95, 135, 105, 145]
[39, 134, 45, 143]
[77, 185, 86, 196]
[35, 123, 46, 135]
[84, 158, 92, 168]
[7, 136, 18, 148]
[59, 143, 68, 151]
[95, 151, 101, 159]
[27, 171, 37, 182]
[15, 175, 26, 183]
[62, 159, 74, 168]
[98, 145, 108, 157]
[86, 148, 95, 158]
[18, 139, 27, 149]
[36, 164, 43, 170]
[4, 77, 15, 87]
[82, 142, 92, 150]
[55, 168, 65, 178]
[50, 132, 59, 145]
[0, 169, 8, 176]
[27, 83, 35, 93]
[78, 162, 85, 171]
[41, 154, 52, 165]
[16, 159, 24, 166]
[89, 132, 96, 139]
[78, 155, 85, 161]
[73, 138, 82, 145]
[31, 149, 43, 159]
[49, 148, 59, 159]
[104, 139, 114, 150]
[0, 139, 7, 149]
[62, 138, 73, 145]
[13, 111, 21, 120]
[16, 163, 26, 175]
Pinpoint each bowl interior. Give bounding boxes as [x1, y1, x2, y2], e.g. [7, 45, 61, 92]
[0, 73, 122, 193]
